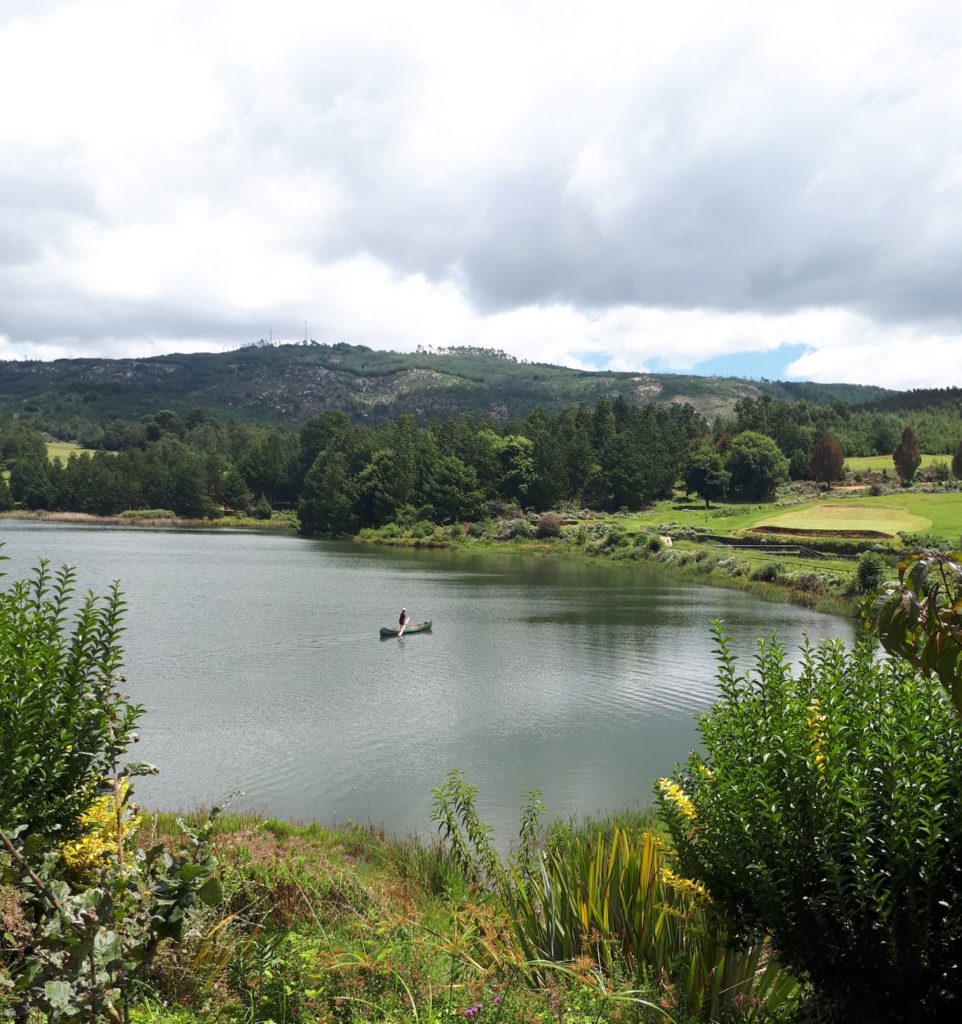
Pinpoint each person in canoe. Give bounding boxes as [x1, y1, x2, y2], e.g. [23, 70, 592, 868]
[398, 608, 409, 637]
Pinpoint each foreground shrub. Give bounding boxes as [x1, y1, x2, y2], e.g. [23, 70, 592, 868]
[658, 627, 962, 1024]
[0, 562, 135, 842]
[0, 560, 221, 1021]
[870, 552, 962, 717]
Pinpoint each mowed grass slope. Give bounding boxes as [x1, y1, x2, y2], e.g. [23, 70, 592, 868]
[754, 501, 933, 537]
[625, 491, 961, 541]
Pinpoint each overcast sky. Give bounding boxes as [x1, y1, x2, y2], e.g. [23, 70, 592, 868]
[1, 0, 961, 388]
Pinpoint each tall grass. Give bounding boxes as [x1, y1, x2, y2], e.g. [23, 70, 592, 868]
[505, 828, 796, 1022]
[432, 771, 799, 1022]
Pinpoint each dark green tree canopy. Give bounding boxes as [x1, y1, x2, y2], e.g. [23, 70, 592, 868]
[724, 431, 789, 501]
[684, 446, 729, 507]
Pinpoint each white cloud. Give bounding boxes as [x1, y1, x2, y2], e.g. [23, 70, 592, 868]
[2, 0, 962, 387]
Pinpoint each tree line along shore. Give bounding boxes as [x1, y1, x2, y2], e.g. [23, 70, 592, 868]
[2, 392, 960, 615]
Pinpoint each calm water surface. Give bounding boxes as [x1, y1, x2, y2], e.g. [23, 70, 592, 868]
[1, 521, 855, 840]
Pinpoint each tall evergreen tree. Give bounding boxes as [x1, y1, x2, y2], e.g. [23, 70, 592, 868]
[299, 449, 358, 535]
[810, 431, 845, 486]
[893, 426, 921, 483]
[952, 440, 962, 482]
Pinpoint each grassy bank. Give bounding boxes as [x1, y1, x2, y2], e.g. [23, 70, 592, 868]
[124, 801, 799, 1024]
[354, 485, 962, 616]
[354, 519, 861, 617]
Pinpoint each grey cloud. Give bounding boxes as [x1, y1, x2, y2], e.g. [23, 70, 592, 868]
[262, 24, 962, 330]
[2, 2, 962, 362]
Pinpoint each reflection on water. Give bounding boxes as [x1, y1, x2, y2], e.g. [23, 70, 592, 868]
[0, 521, 855, 841]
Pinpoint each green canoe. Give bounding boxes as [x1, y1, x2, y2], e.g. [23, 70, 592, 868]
[380, 619, 433, 638]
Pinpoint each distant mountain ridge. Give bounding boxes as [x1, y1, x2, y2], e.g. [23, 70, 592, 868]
[0, 342, 894, 425]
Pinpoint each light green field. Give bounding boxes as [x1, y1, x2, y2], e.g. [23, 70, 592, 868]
[860, 491, 962, 540]
[619, 498, 781, 534]
[46, 440, 100, 461]
[619, 490, 962, 542]
[754, 501, 932, 537]
[844, 453, 952, 473]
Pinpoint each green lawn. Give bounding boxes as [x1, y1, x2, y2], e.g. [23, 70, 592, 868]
[616, 498, 778, 534]
[754, 501, 932, 537]
[863, 491, 962, 540]
[844, 453, 952, 473]
[615, 490, 962, 542]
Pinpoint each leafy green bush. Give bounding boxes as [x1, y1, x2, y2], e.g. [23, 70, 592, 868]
[410, 519, 436, 539]
[600, 526, 630, 549]
[497, 517, 534, 540]
[855, 550, 886, 592]
[0, 562, 137, 843]
[658, 627, 962, 1024]
[901, 531, 952, 554]
[749, 561, 781, 583]
[117, 508, 177, 520]
[253, 494, 272, 520]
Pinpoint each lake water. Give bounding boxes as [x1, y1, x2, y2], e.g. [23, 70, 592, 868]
[0, 521, 855, 842]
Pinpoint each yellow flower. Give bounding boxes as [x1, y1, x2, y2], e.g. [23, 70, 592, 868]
[660, 866, 710, 904]
[62, 779, 140, 874]
[807, 701, 827, 775]
[695, 762, 714, 782]
[657, 778, 697, 820]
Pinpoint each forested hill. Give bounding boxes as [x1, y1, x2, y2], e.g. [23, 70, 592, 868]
[0, 342, 892, 426]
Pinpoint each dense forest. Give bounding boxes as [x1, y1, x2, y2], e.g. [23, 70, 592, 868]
[1, 385, 961, 532]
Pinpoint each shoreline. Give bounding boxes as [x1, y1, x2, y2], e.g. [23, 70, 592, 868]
[0, 509, 298, 532]
[350, 529, 859, 619]
[1, 508, 857, 618]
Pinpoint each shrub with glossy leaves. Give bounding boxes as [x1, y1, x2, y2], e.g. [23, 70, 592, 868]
[870, 552, 962, 716]
[658, 627, 962, 1024]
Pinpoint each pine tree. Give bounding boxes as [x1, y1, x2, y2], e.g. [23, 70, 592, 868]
[952, 440, 962, 481]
